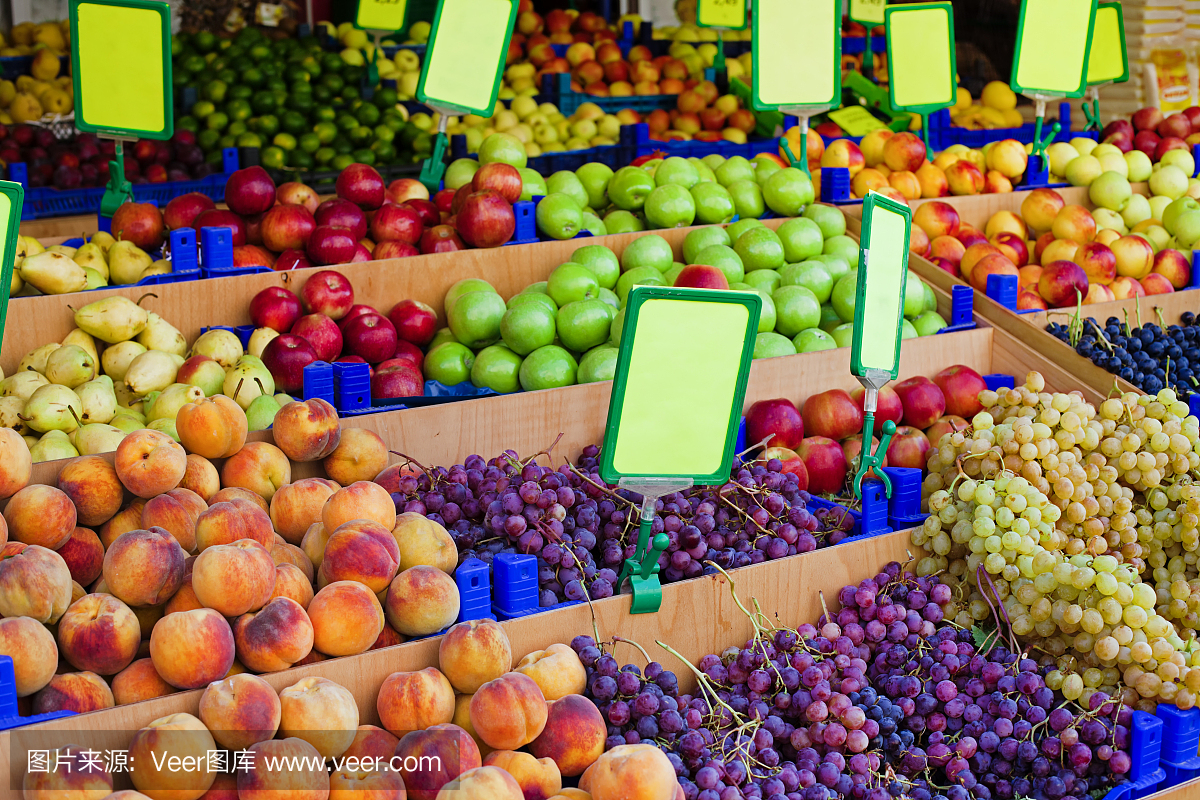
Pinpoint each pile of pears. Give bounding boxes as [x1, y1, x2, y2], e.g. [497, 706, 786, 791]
[12, 233, 175, 296]
[0, 296, 295, 463]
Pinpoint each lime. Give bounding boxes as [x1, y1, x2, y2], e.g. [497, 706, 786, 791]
[370, 141, 395, 162]
[240, 66, 264, 87]
[172, 38, 184, 56]
[219, 134, 237, 149]
[355, 103, 380, 126]
[205, 112, 229, 131]
[266, 77, 287, 92]
[173, 70, 192, 88]
[299, 132, 322, 153]
[260, 146, 287, 169]
[209, 56, 228, 72]
[315, 146, 335, 165]
[250, 44, 271, 62]
[194, 31, 217, 52]
[374, 124, 394, 142]
[333, 138, 354, 155]
[226, 99, 252, 122]
[177, 115, 199, 132]
[236, 132, 264, 148]
[290, 93, 313, 113]
[217, 69, 237, 85]
[183, 54, 207, 73]
[289, 150, 315, 170]
[272, 89, 288, 108]
[312, 84, 333, 104]
[313, 121, 338, 143]
[382, 114, 405, 133]
[279, 111, 306, 136]
[300, 55, 322, 76]
[372, 86, 398, 108]
[257, 115, 281, 137]
[273, 132, 298, 151]
[229, 84, 253, 101]
[336, 113, 358, 132]
[352, 148, 377, 165]
[197, 129, 221, 150]
[227, 120, 248, 137]
[203, 80, 227, 102]
[290, 78, 312, 94]
[321, 53, 343, 73]
[350, 125, 373, 145]
[331, 153, 354, 170]
[312, 106, 336, 123]
[320, 73, 345, 92]
[251, 91, 278, 114]
[340, 85, 360, 102]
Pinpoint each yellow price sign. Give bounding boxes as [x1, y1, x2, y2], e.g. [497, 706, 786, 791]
[886, 3, 956, 113]
[849, 0, 886, 26]
[751, 0, 840, 111]
[417, 0, 517, 116]
[1087, 2, 1128, 85]
[70, 0, 172, 140]
[0, 181, 23, 353]
[697, 0, 747, 31]
[355, 0, 409, 32]
[1011, 0, 1097, 98]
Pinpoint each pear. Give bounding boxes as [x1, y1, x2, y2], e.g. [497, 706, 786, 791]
[75, 375, 117, 424]
[1, 371, 48, 401]
[19, 250, 86, 294]
[74, 295, 149, 343]
[114, 380, 140, 409]
[136, 312, 186, 356]
[177, 355, 225, 397]
[223, 358, 276, 410]
[108, 240, 152, 286]
[0, 395, 28, 433]
[110, 412, 145, 434]
[29, 430, 79, 463]
[246, 393, 282, 431]
[22, 435, 39, 449]
[18, 342, 59, 374]
[114, 406, 146, 424]
[9, 267, 21, 296]
[147, 417, 180, 442]
[125, 350, 182, 395]
[45, 344, 98, 388]
[274, 392, 294, 405]
[73, 242, 109, 280]
[143, 259, 172, 278]
[150, 383, 204, 422]
[82, 268, 107, 290]
[74, 423, 126, 455]
[47, 244, 76, 257]
[191, 329, 244, 368]
[239, 355, 265, 368]
[16, 235, 44, 259]
[247, 327, 279, 358]
[22, 384, 83, 432]
[89, 231, 116, 254]
[101, 341, 147, 381]
[141, 391, 161, 419]
[61, 327, 99, 361]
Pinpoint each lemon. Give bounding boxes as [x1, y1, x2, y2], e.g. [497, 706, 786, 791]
[981, 81, 1017, 112]
[953, 85, 972, 109]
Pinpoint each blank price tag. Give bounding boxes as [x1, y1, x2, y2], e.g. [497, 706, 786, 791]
[828, 106, 889, 137]
[849, 0, 886, 26]
[751, 0, 840, 110]
[1011, 0, 1097, 98]
[852, 192, 912, 383]
[70, 0, 172, 140]
[600, 287, 761, 485]
[697, 0, 746, 30]
[886, 2, 956, 114]
[0, 181, 25, 352]
[1087, 2, 1128, 86]
[417, 0, 517, 116]
[355, 0, 409, 32]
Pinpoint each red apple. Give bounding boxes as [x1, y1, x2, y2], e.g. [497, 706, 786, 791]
[420, 224, 466, 254]
[433, 189, 456, 213]
[1133, 107, 1165, 132]
[842, 435, 886, 479]
[403, 198, 440, 228]
[673, 264, 729, 290]
[1159, 113, 1192, 140]
[796, 437, 849, 495]
[244, 212, 265, 246]
[1156, 136, 1189, 162]
[299, 269, 355, 319]
[455, 191, 515, 248]
[224, 165, 276, 216]
[194, 208, 247, 246]
[336, 163, 385, 210]
[342, 313, 398, 364]
[388, 299, 438, 347]
[925, 415, 970, 447]
[801, 389, 863, 442]
[1104, 132, 1133, 154]
[314, 198, 368, 241]
[1133, 130, 1161, 158]
[112, 201, 166, 250]
[892, 376, 947, 429]
[370, 203, 424, 244]
[471, 162, 523, 204]
[849, 386, 902, 435]
[1101, 119, 1134, 142]
[389, 341, 424, 372]
[261, 204, 316, 253]
[745, 398, 803, 450]
[338, 304, 379, 330]
[262, 333, 320, 393]
[386, 178, 430, 205]
[351, 244, 372, 262]
[232, 244, 275, 269]
[1038, 260, 1089, 308]
[760, 446, 809, 489]
[306, 225, 358, 266]
[372, 362, 424, 399]
[374, 241, 419, 259]
[274, 249, 312, 271]
[277, 181, 320, 213]
[450, 184, 472, 216]
[291, 313, 343, 363]
[250, 286, 303, 332]
[933, 365, 987, 419]
[163, 192, 215, 230]
[885, 426, 931, 470]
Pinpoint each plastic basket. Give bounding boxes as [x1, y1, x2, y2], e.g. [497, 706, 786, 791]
[628, 122, 780, 161]
[540, 73, 678, 116]
[926, 103, 1099, 152]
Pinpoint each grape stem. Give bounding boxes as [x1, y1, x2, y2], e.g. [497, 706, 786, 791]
[388, 450, 428, 475]
[737, 434, 776, 459]
[611, 635, 652, 664]
[520, 432, 565, 467]
[1088, 319, 1114, 354]
[1155, 305, 1166, 331]
[703, 560, 787, 684]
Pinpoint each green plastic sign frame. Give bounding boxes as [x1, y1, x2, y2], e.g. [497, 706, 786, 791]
[354, 0, 409, 32]
[1087, 2, 1129, 86]
[849, 0, 886, 26]
[751, 0, 841, 112]
[885, 2, 957, 115]
[599, 286, 761, 485]
[0, 182, 24, 353]
[697, 0, 747, 31]
[1011, 0, 1097, 99]
[69, 0, 173, 140]
[851, 192, 912, 383]
[417, 0, 517, 116]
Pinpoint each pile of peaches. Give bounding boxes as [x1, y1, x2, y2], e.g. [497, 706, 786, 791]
[641, 83, 758, 144]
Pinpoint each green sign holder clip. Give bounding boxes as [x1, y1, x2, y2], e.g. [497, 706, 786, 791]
[418, 114, 449, 193]
[616, 479, 689, 613]
[0, 181, 25, 354]
[100, 139, 136, 218]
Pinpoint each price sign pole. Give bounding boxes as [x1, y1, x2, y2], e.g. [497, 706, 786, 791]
[751, 0, 840, 177]
[415, 0, 517, 192]
[600, 287, 761, 614]
[850, 192, 912, 500]
[696, 0, 746, 93]
[885, 2, 956, 156]
[69, 0, 172, 230]
[354, 0, 410, 86]
[848, 0, 886, 82]
[1083, 2, 1129, 131]
[1011, 0, 1097, 163]
[0, 182, 25, 353]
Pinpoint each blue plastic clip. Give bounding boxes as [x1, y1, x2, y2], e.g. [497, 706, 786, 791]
[880, 467, 924, 530]
[222, 147, 240, 175]
[734, 416, 746, 459]
[169, 228, 198, 272]
[492, 553, 539, 619]
[1161, 755, 1200, 790]
[1021, 154, 1051, 188]
[505, 200, 538, 246]
[200, 226, 234, 273]
[0, 655, 73, 731]
[1188, 394, 1200, 422]
[303, 361, 336, 405]
[7, 162, 27, 188]
[1127, 709, 1165, 798]
[455, 558, 496, 623]
[858, 478, 892, 537]
[983, 374, 1015, 391]
[1190, 251, 1200, 290]
[819, 167, 851, 203]
[1157, 704, 1200, 764]
[1193, 144, 1200, 178]
[332, 362, 371, 412]
[985, 273, 1018, 311]
[939, 285, 976, 333]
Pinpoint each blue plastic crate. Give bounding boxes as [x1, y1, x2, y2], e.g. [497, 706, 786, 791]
[0, 53, 69, 81]
[1157, 706, 1200, 763]
[540, 73, 678, 115]
[0, 655, 73, 731]
[628, 122, 779, 162]
[1129, 709, 1164, 796]
[926, 103, 1099, 152]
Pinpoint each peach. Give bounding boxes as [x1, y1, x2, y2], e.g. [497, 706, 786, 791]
[112, 657, 175, 705]
[1021, 188, 1066, 234]
[149, 607, 235, 689]
[1018, 265, 1043, 291]
[909, 223, 930, 258]
[57, 592, 140, 674]
[377, 666, 456, 735]
[165, 574, 203, 614]
[319, 519, 401, 593]
[1084, 283, 1117, 304]
[960, 243, 1002, 282]
[914, 201, 960, 239]
[530, 694, 607, 777]
[515, 643, 587, 701]
[440, 620, 513, 693]
[820, 139, 864, 176]
[220, 442, 291, 502]
[1096, 228, 1121, 246]
[916, 162, 949, 198]
[324, 428, 389, 486]
[33, 670, 115, 714]
[985, 210, 1027, 239]
[128, 713, 217, 800]
[324, 480, 397, 532]
[233, 596, 314, 673]
[22, 745, 113, 800]
[984, 169, 1013, 194]
[309, 580, 385, 656]
[271, 477, 339, 544]
[272, 540, 315, 580]
[395, 722, 481, 800]
[956, 224, 988, 248]
[272, 398, 342, 462]
[1039, 260, 1090, 307]
[329, 768, 407, 800]
[194, 497, 275, 551]
[986, 139, 1028, 179]
[439, 766, 523, 800]
[991, 232, 1030, 267]
[1142, 272, 1176, 294]
[889, 170, 922, 200]
[142, 488, 207, 552]
[851, 168, 887, 198]
[483, 751, 562, 800]
[99, 499, 146, 548]
[279, 675, 360, 758]
[471, 672, 548, 750]
[859, 128, 893, 167]
[968, 253, 1019, 293]
[882, 132, 926, 173]
[385, 565, 460, 637]
[199, 775, 238, 800]
[180, 454, 220, 501]
[103, 527, 186, 607]
[0, 615, 57, 696]
[4, 484, 76, 548]
[270, 562, 315, 607]
[1040, 238, 1080, 267]
[210, 485, 271, 512]
[199, 672, 281, 750]
[0, 543, 72, 622]
[579, 744, 677, 800]
[1152, 247, 1192, 287]
[946, 160, 984, 195]
[238, 738, 330, 800]
[192, 539, 276, 616]
[391, 513, 457, 573]
[344, 725, 400, 762]
[1052, 204, 1097, 244]
[56, 526, 105, 586]
[928, 235, 966, 267]
[115, 430, 188, 498]
[302, 522, 332, 568]
[177, 395, 247, 459]
[57, 456, 123, 527]
[372, 623, 406, 650]
[453, 692, 492, 758]
[1074, 241, 1117, 285]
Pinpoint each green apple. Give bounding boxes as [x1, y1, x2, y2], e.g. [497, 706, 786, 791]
[445, 278, 497, 315]
[813, 254, 851, 282]
[1150, 163, 1189, 200]
[519, 345, 578, 390]
[903, 271, 927, 318]
[1163, 147, 1196, 178]
[743, 269, 782, 295]
[546, 170, 589, 210]
[557, 299, 613, 352]
[763, 167, 815, 217]
[425, 342, 476, 385]
[1163, 196, 1200, 234]
[449, 290, 505, 348]
[823, 235, 859, 268]
[507, 292, 557, 314]
[608, 166, 655, 211]
[638, 158, 662, 177]
[604, 209, 645, 233]
[735, 226, 786, 272]
[573, 244, 620, 289]
[772, 285, 821, 337]
[902, 319, 919, 339]
[831, 272, 859, 322]
[547, 262, 600, 305]
[655, 156, 700, 188]
[525, 281, 548, 294]
[471, 344, 523, 393]
[578, 345, 618, 384]
[727, 179, 765, 220]
[776, 217, 824, 263]
[754, 157, 782, 186]
[820, 305, 843, 333]
[620, 233, 673, 272]
[1124, 150, 1153, 183]
[691, 182, 735, 224]
[726, 218, 763, 241]
[609, 306, 626, 346]
[779, 261, 833, 303]
[536, 193, 584, 240]
[575, 162, 614, 209]
[692, 244, 744, 284]
[755, 290, 776, 333]
[429, 327, 457, 349]
[500, 303, 556, 355]
[753, 332, 796, 359]
[580, 211, 607, 237]
[689, 157, 716, 184]
[1121, 194, 1152, 229]
[683, 226, 731, 263]
[664, 262, 685, 285]
[1088, 171, 1132, 212]
[598, 287, 620, 310]
[444, 158, 479, 189]
[831, 322, 855, 348]
[616, 266, 666, 303]
[913, 310, 948, 336]
[478, 132, 527, 168]
[923, 281, 936, 312]
[644, 184, 696, 229]
[715, 155, 754, 187]
[794, 328, 836, 352]
[701, 153, 726, 171]
[803, 203, 847, 239]
[518, 167, 547, 202]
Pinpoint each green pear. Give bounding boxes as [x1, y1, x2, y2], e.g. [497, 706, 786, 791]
[147, 417, 180, 442]
[114, 381, 140, 409]
[76, 375, 117, 424]
[0, 396, 28, 433]
[142, 260, 172, 278]
[45, 344, 99, 388]
[89, 231, 116, 254]
[223, 358, 276, 410]
[83, 268, 107, 290]
[110, 412, 145, 434]
[177, 355, 226, 397]
[239, 355, 265, 368]
[108, 240, 153, 286]
[48, 244, 77, 257]
[150, 383, 204, 422]
[245, 393, 282, 431]
[73, 242, 109, 280]
[1, 371, 49, 402]
[274, 392, 294, 405]
[19, 251, 87, 294]
[102, 341, 148, 381]
[74, 423, 126, 455]
[17, 235, 44, 259]
[125, 350, 183, 395]
[191, 329, 244, 368]
[247, 327, 280, 358]
[141, 390, 161, 419]
[22, 434, 38, 448]
[29, 430, 79, 462]
[74, 295, 149, 343]
[22, 384, 83, 432]
[19, 343, 60, 374]
[113, 406, 146, 424]
[136, 312, 186, 356]
[62, 328, 99, 361]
